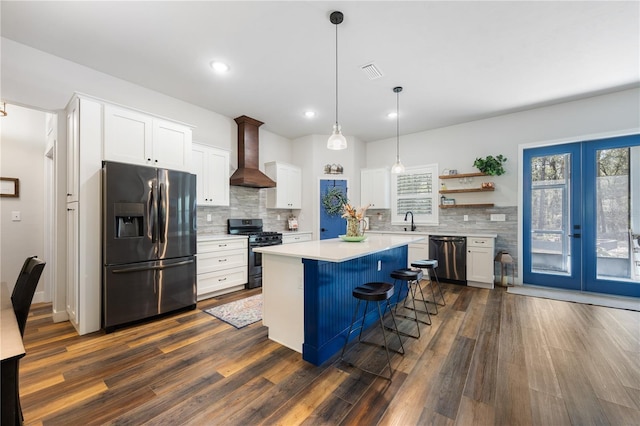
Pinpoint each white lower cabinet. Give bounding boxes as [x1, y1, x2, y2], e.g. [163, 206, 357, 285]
[197, 237, 247, 300]
[467, 237, 495, 288]
[408, 240, 429, 266]
[282, 232, 312, 244]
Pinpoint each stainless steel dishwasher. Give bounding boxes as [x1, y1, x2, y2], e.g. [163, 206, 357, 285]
[429, 236, 467, 284]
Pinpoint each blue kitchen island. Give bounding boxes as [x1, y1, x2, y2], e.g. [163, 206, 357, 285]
[254, 234, 424, 366]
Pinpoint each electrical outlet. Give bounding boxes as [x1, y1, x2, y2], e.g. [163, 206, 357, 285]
[464, 215, 469, 221]
[491, 214, 506, 221]
[277, 214, 281, 221]
[206, 214, 212, 222]
[377, 260, 382, 271]
[11, 211, 21, 222]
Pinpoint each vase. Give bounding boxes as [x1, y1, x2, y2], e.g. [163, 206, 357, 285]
[346, 217, 362, 237]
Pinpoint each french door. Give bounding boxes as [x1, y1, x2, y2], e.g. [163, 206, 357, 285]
[523, 134, 640, 298]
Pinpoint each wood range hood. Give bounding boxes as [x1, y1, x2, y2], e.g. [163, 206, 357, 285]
[229, 115, 276, 188]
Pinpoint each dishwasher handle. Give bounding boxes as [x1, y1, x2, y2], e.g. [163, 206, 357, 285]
[429, 236, 466, 243]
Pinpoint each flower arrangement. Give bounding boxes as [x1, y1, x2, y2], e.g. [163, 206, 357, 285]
[342, 203, 370, 237]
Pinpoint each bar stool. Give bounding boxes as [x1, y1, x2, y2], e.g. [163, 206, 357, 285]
[390, 268, 432, 339]
[410, 259, 445, 314]
[340, 282, 405, 381]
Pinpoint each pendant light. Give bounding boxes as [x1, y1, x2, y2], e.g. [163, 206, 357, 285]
[391, 86, 405, 173]
[327, 11, 347, 150]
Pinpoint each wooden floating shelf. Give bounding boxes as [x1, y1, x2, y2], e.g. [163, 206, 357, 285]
[439, 187, 495, 194]
[440, 203, 495, 209]
[439, 172, 488, 179]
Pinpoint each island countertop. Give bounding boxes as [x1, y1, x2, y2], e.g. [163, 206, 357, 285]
[253, 234, 425, 262]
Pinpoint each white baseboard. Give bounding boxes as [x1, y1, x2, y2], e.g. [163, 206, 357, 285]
[52, 309, 69, 323]
[508, 284, 640, 311]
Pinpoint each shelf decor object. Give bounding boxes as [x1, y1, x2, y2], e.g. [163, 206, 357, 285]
[327, 11, 347, 150]
[390, 86, 405, 174]
[473, 154, 507, 176]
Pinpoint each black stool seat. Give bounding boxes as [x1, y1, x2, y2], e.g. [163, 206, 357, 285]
[353, 282, 394, 302]
[341, 282, 404, 381]
[411, 259, 446, 312]
[411, 259, 438, 269]
[390, 268, 423, 281]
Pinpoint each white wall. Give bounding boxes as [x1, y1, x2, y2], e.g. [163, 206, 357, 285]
[366, 87, 640, 206]
[0, 104, 47, 295]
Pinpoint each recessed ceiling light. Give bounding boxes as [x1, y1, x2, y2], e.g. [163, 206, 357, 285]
[210, 61, 229, 73]
[304, 111, 316, 118]
[387, 112, 398, 119]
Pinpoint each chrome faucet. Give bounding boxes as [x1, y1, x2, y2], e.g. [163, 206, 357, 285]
[404, 211, 416, 231]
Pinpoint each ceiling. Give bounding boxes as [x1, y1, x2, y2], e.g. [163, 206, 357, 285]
[2, 1, 639, 142]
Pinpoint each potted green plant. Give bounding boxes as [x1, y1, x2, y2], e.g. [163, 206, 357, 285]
[473, 154, 507, 176]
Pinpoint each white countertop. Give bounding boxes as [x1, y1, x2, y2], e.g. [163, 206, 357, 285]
[282, 231, 313, 235]
[367, 230, 498, 239]
[253, 234, 425, 262]
[197, 234, 248, 242]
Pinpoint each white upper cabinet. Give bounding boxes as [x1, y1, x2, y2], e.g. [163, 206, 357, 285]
[104, 104, 192, 172]
[361, 168, 390, 209]
[265, 162, 302, 209]
[192, 143, 230, 206]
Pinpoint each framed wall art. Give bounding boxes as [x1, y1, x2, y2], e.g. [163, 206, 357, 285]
[0, 177, 19, 197]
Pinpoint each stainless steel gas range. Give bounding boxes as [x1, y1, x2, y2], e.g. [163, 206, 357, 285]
[227, 219, 282, 289]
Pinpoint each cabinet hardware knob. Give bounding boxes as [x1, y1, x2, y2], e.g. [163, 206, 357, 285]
[218, 277, 227, 281]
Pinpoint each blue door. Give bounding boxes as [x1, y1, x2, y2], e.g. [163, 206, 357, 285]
[523, 143, 582, 290]
[319, 179, 347, 240]
[523, 134, 640, 297]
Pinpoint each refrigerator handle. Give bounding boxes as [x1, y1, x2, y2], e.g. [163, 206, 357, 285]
[150, 181, 157, 244]
[159, 183, 166, 244]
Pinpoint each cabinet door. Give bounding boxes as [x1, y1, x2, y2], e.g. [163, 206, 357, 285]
[192, 144, 211, 205]
[208, 148, 230, 206]
[265, 162, 302, 209]
[408, 243, 429, 267]
[66, 203, 79, 326]
[286, 165, 302, 208]
[103, 105, 152, 166]
[153, 119, 192, 171]
[66, 99, 79, 202]
[361, 168, 390, 208]
[467, 247, 494, 283]
[192, 144, 229, 206]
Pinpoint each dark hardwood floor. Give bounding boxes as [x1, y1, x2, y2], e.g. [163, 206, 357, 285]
[18, 283, 640, 425]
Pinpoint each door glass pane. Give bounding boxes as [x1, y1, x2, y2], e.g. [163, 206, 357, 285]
[530, 154, 571, 275]
[595, 147, 634, 280]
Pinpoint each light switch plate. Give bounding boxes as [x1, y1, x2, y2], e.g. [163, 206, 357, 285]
[11, 211, 21, 221]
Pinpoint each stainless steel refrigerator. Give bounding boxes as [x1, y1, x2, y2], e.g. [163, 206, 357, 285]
[102, 161, 197, 332]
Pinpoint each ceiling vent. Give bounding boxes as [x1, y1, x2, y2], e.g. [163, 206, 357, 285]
[361, 62, 384, 80]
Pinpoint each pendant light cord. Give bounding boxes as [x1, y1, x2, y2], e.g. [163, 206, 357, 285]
[396, 90, 400, 160]
[335, 22, 339, 127]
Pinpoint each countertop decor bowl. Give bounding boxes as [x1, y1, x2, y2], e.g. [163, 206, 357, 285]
[339, 235, 367, 242]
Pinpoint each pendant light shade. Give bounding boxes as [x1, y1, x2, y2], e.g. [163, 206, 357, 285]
[327, 11, 347, 150]
[391, 86, 405, 173]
